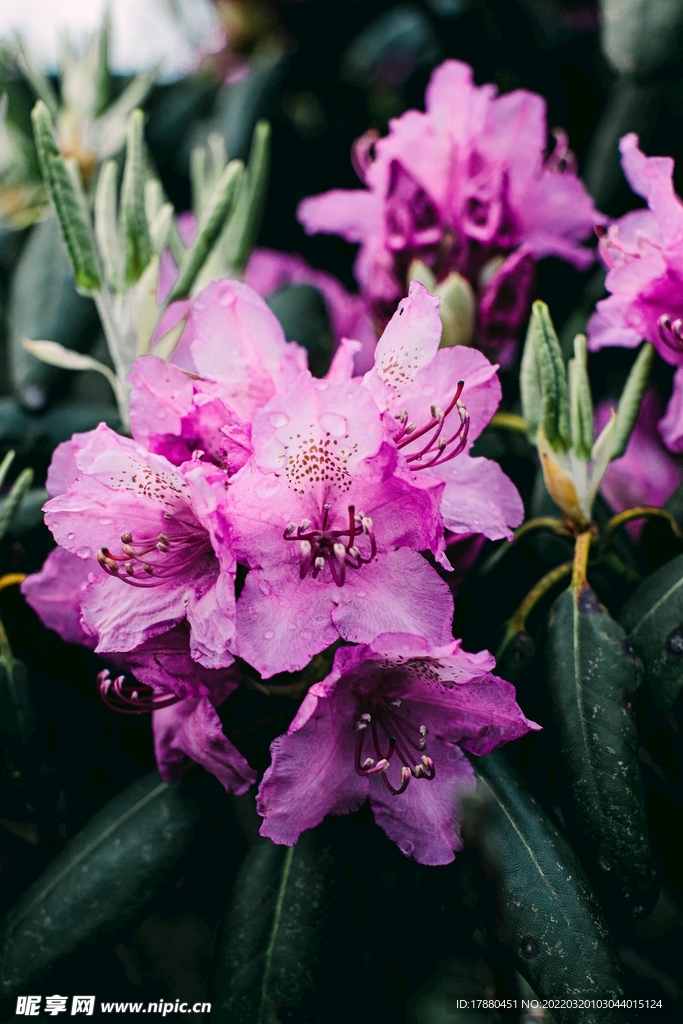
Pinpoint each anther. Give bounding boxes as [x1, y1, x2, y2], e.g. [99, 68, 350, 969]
[314, 556, 325, 571]
[300, 519, 311, 532]
[300, 540, 312, 558]
[333, 542, 346, 563]
[120, 531, 132, 544]
[285, 523, 296, 536]
[362, 758, 375, 769]
[125, 562, 135, 576]
[143, 563, 153, 575]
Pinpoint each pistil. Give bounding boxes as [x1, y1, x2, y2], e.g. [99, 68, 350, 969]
[353, 696, 435, 795]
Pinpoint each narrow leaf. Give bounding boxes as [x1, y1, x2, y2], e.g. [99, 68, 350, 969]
[471, 753, 624, 1013]
[31, 102, 101, 294]
[621, 552, 683, 710]
[520, 308, 543, 442]
[22, 340, 121, 408]
[94, 160, 122, 290]
[0, 451, 15, 491]
[213, 833, 331, 1024]
[0, 468, 34, 542]
[534, 301, 571, 452]
[569, 334, 593, 460]
[225, 119, 271, 273]
[95, 70, 156, 159]
[0, 772, 204, 997]
[119, 108, 152, 285]
[167, 159, 243, 303]
[15, 39, 59, 119]
[612, 342, 654, 460]
[546, 585, 657, 917]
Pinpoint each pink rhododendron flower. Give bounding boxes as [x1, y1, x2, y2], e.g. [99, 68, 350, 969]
[299, 60, 601, 356]
[100, 626, 256, 794]
[227, 368, 453, 677]
[21, 546, 96, 647]
[595, 390, 683, 532]
[588, 134, 683, 452]
[244, 247, 377, 373]
[41, 423, 236, 669]
[129, 279, 307, 468]
[362, 282, 524, 540]
[257, 633, 540, 865]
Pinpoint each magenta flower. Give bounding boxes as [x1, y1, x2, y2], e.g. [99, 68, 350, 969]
[21, 546, 97, 647]
[596, 390, 683, 532]
[41, 423, 236, 669]
[227, 368, 453, 677]
[362, 282, 524, 541]
[130, 279, 307, 468]
[588, 134, 683, 451]
[244, 247, 377, 373]
[299, 60, 600, 356]
[97, 625, 256, 794]
[257, 633, 540, 865]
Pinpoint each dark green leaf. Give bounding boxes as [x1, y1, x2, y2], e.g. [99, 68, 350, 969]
[266, 285, 334, 379]
[9, 215, 98, 410]
[621, 552, 683, 710]
[546, 585, 657, 917]
[0, 399, 119, 460]
[471, 752, 624, 1021]
[213, 833, 331, 1024]
[0, 772, 203, 997]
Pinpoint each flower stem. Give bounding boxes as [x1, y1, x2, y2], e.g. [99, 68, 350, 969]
[497, 560, 573, 662]
[571, 530, 592, 591]
[477, 516, 571, 575]
[604, 505, 683, 542]
[490, 411, 528, 433]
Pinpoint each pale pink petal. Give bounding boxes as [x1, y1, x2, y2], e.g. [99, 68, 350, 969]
[21, 548, 96, 646]
[435, 455, 524, 540]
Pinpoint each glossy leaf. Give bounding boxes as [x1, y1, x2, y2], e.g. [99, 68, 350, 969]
[471, 752, 624, 1018]
[546, 584, 657, 917]
[621, 552, 683, 710]
[119, 109, 152, 286]
[0, 772, 204, 997]
[612, 342, 653, 461]
[520, 300, 570, 451]
[568, 334, 593, 461]
[213, 833, 331, 1023]
[9, 214, 98, 410]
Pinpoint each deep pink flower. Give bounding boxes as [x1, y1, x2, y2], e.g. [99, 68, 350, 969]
[130, 279, 307, 468]
[596, 390, 683, 531]
[41, 423, 236, 669]
[244, 247, 377, 373]
[227, 368, 453, 677]
[257, 633, 540, 865]
[588, 134, 683, 451]
[362, 282, 524, 541]
[103, 626, 257, 794]
[299, 60, 600, 355]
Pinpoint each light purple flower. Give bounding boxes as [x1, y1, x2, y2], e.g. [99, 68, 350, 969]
[257, 633, 540, 865]
[21, 546, 97, 647]
[129, 279, 307, 468]
[227, 368, 453, 677]
[299, 60, 601, 355]
[244, 247, 377, 373]
[41, 423, 236, 669]
[596, 389, 683, 532]
[362, 281, 524, 541]
[588, 134, 683, 451]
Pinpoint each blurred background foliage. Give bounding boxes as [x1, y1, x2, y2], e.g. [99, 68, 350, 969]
[0, 1, 682, 1020]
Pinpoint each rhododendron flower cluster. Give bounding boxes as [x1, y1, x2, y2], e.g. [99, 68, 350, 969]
[299, 59, 602, 363]
[22, 276, 535, 865]
[589, 134, 683, 454]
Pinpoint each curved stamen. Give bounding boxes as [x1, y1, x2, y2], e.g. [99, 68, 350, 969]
[98, 518, 210, 588]
[397, 382, 471, 471]
[352, 701, 434, 794]
[98, 668, 180, 715]
[658, 314, 683, 354]
[283, 504, 376, 587]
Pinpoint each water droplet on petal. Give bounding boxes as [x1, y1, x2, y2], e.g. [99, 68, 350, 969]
[99, 518, 113, 526]
[269, 411, 289, 428]
[319, 413, 347, 437]
[76, 546, 91, 559]
[398, 840, 414, 856]
[67, 533, 75, 541]
[314, 381, 328, 392]
[264, 630, 275, 640]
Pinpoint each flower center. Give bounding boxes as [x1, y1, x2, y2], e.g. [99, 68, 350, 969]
[353, 696, 434, 795]
[97, 512, 211, 587]
[283, 503, 376, 587]
[393, 380, 470, 470]
[97, 668, 181, 714]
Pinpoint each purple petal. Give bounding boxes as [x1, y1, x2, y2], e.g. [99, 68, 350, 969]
[21, 548, 96, 647]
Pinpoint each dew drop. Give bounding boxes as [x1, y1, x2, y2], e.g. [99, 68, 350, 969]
[67, 533, 75, 541]
[76, 546, 91, 559]
[264, 630, 275, 640]
[99, 517, 113, 526]
[520, 936, 539, 958]
[313, 381, 328, 392]
[398, 840, 414, 855]
[319, 412, 348, 437]
[666, 625, 683, 655]
[269, 411, 289, 429]
[598, 857, 612, 872]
